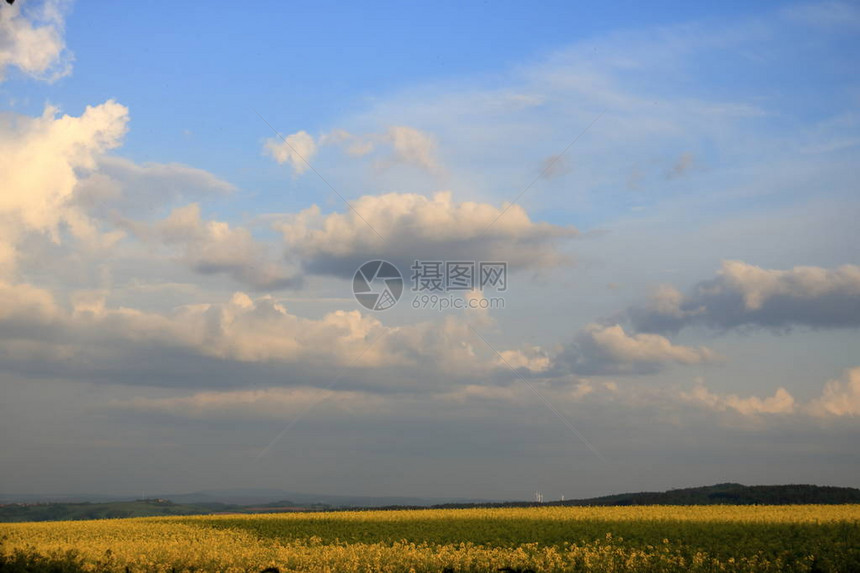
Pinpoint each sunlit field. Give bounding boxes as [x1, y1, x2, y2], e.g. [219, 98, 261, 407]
[1, 505, 858, 572]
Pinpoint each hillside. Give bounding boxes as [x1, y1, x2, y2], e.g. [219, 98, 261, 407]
[0, 499, 219, 522]
[3, 483, 858, 522]
[421, 483, 860, 510]
[559, 483, 860, 506]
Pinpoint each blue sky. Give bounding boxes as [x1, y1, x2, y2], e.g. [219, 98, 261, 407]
[12, 0, 856, 221]
[0, 0, 859, 499]
[6, 0, 856, 231]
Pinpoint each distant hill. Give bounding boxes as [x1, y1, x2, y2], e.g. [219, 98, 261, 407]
[426, 483, 860, 510]
[162, 488, 485, 507]
[0, 489, 494, 509]
[0, 499, 218, 522]
[2, 484, 858, 522]
[560, 483, 860, 506]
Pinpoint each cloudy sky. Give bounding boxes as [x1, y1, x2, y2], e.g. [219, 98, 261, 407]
[0, 1, 858, 500]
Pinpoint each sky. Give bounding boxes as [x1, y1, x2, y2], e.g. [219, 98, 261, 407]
[0, 0, 858, 501]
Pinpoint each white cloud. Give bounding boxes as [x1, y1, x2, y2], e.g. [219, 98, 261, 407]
[681, 380, 796, 416]
[807, 367, 860, 418]
[720, 260, 860, 311]
[585, 324, 717, 364]
[0, 0, 71, 82]
[498, 345, 553, 373]
[0, 101, 129, 275]
[319, 128, 375, 157]
[265, 125, 443, 175]
[681, 368, 860, 419]
[380, 125, 442, 173]
[0, 281, 502, 386]
[559, 323, 720, 375]
[277, 190, 577, 276]
[263, 130, 317, 175]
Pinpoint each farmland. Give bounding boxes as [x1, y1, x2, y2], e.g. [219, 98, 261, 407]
[1, 505, 858, 572]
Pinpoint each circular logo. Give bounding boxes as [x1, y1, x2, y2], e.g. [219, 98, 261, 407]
[352, 260, 403, 311]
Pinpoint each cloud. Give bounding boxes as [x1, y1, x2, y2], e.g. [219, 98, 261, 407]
[74, 156, 235, 219]
[681, 380, 796, 416]
[115, 377, 598, 422]
[115, 386, 384, 420]
[0, 101, 268, 297]
[264, 125, 443, 176]
[557, 323, 720, 375]
[497, 345, 553, 373]
[277, 191, 577, 277]
[496, 322, 719, 379]
[437, 383, 529, 405]
[131, 203, 301, 290]
[807, 367, 860, 418]
[628, 261, 860, 333]
[319, 128, 375, 157]
[680, 368, 860, 419]
[0, 282, 501, 389]
[0, 0, 71, 82]
[2, 268, 850, 426]
[378, 125, 442, 174]
[0, 100, 129, 275]
[91, 292, 397, 370]
[263, 130, 317, 175]
[0, 279, 59, 328]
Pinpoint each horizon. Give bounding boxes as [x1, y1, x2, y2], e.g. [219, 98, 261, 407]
[1, 0, 859, 501]
[5, 481, 858, 507]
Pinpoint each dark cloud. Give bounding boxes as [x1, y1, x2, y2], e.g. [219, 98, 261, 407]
[628, 261, 860, 333]
[74, 157, 235, 220]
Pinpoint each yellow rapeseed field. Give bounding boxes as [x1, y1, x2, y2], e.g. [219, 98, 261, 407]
[1, 505, 858, 572]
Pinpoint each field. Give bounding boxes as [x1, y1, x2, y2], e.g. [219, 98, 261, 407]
[1, 505, 858, 572]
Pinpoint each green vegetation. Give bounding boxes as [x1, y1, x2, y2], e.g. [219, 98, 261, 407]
[0, 499, 213, 523]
